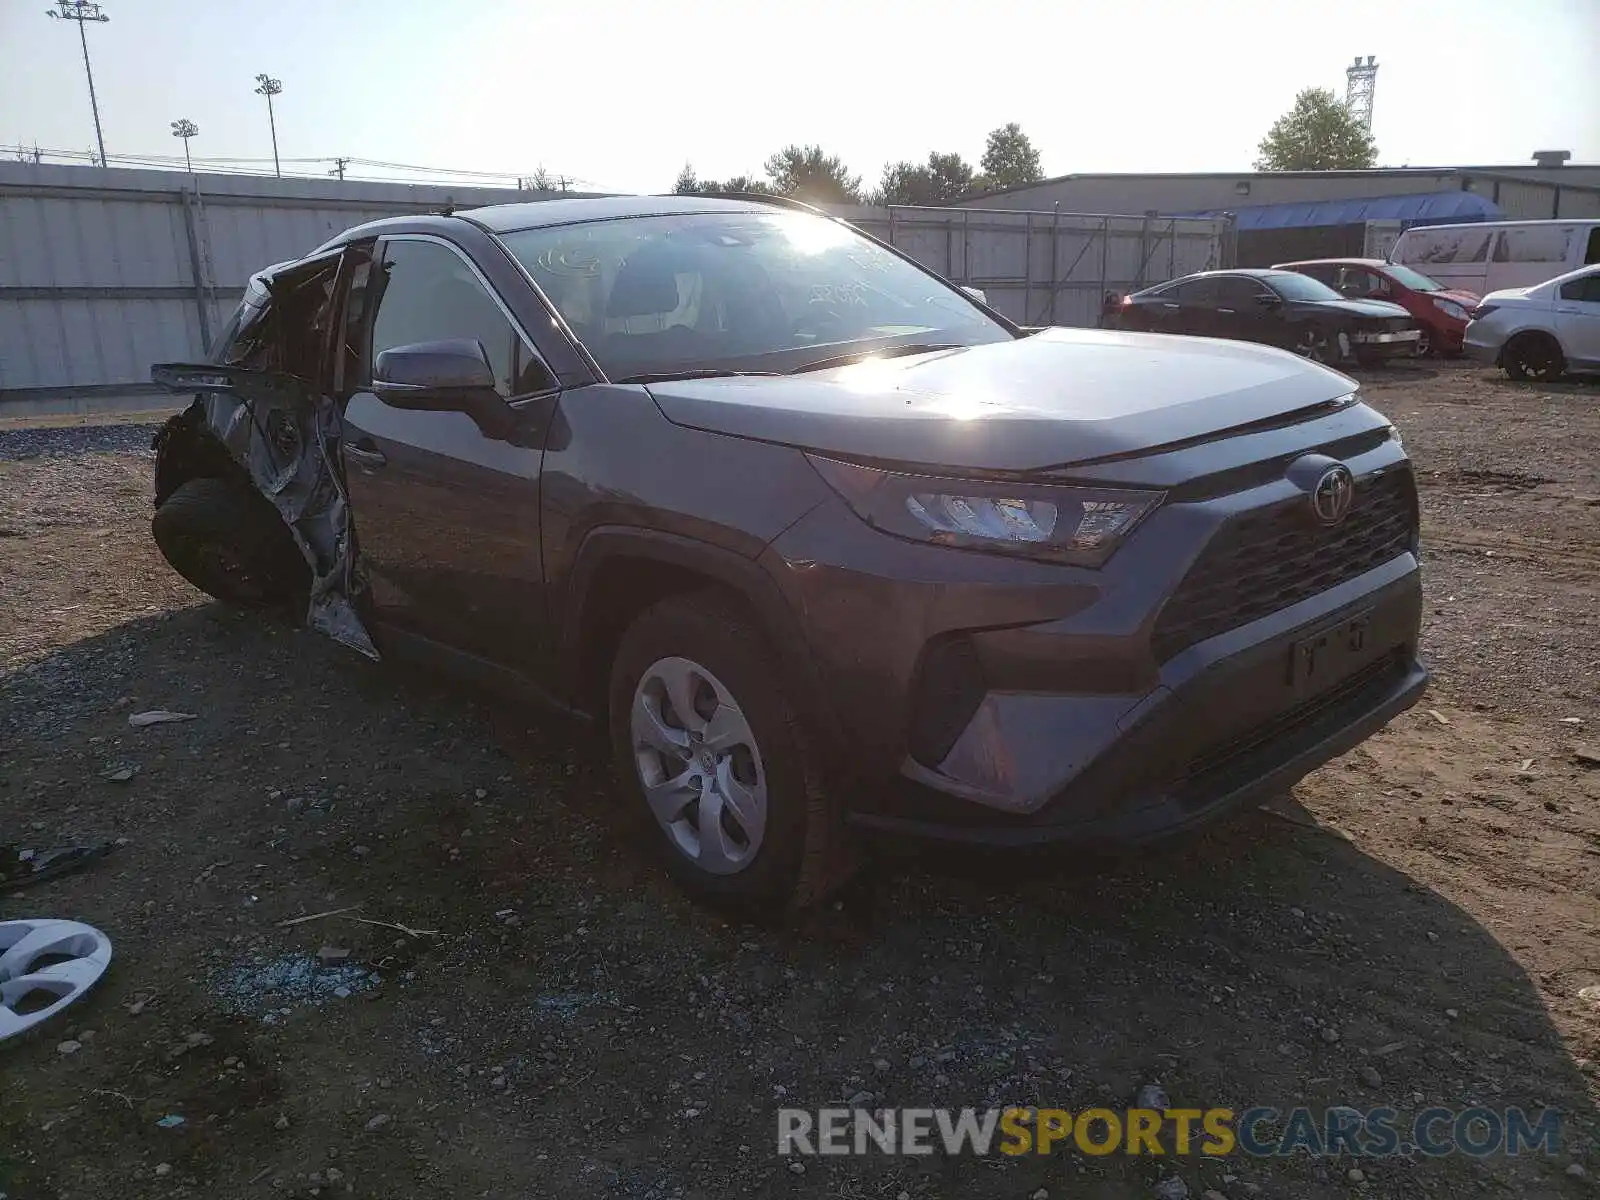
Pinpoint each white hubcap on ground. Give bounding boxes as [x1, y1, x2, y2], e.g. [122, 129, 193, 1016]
[630, 656, 767, 875]
[0, 919, 113, 1042]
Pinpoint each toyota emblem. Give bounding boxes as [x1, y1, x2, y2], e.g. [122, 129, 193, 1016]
[1311, 465, 1355, 525]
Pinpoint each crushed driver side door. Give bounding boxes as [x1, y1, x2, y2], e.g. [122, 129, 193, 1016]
[151, 244, 379, 657]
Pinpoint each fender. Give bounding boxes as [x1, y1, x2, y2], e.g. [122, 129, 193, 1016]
[558, 526, 846, 763]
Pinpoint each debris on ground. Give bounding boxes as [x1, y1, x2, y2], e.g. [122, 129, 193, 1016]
[127, 709, 197, 728]
[1, 842, 118, 890]
[215, 953, 380, 1021]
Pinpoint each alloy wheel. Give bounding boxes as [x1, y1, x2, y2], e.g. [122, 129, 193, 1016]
[1293, 328, 1332, 363]
[630, 656, 767, 875]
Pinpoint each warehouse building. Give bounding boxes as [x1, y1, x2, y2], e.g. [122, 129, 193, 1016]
[956, 158, 1600, 266]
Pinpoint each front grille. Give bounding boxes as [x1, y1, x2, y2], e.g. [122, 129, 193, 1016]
[1151, 467, 1416, 661]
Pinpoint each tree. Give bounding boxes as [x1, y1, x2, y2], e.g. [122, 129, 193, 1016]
[763, 144, 862, 204]
[673, 164, 714, 194]
[977, 122, 1042, 191]
[672, 164, 772, 196]
[874, 150, 976, 206]
[1255, 87, 1377, 170]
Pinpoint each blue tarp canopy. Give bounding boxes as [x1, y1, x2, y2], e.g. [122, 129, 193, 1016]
[1180, 190, 1500, 230]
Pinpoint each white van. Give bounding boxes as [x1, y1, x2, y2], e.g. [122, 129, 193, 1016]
[1389, 219, 1600, 295]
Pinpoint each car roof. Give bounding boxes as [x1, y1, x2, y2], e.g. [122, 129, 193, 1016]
[460, 194, 789, 233]
[1142, 268, 1301, 290]
[1274, 258, 1387, 269]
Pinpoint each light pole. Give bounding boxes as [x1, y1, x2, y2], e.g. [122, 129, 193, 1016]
[253, 73, 282, 178]
[170, 119, 198, 172]
[45, 1, 110, 169]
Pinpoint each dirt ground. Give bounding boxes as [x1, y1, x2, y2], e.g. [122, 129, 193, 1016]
[1, 362, 1596, 1200]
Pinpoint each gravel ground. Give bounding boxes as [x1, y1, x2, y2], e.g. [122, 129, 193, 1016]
[0, 423, 160, 462]
[1, 362, 1597, 1200]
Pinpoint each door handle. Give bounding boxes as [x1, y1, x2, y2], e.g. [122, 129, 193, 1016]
[345, 443, 387, 469]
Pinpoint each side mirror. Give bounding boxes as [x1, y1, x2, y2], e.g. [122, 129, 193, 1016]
[960, 285, 988, 305]
[372, 338, 514, 438]
[373, 338, 496, 401]
[1255, 293, 1281, 307]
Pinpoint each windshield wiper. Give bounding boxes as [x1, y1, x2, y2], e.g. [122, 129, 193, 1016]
[786, 343, 963, 375]
[613, 368, 783, 384]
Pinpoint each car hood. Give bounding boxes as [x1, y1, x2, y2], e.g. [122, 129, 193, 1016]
[644, 327, 1357, 472]
[1480, 284, 1538, 304]
[1433, 288, 1480, 306]
[1299, 298, 1414, 320]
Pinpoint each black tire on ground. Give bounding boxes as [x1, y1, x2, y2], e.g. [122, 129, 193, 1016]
[607, 590, 853, 911]
[1502, 333, 1565, 382]
[151, 477, 308, 609]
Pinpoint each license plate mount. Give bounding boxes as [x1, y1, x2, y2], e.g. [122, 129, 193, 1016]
[1289, 610, 1373, 693]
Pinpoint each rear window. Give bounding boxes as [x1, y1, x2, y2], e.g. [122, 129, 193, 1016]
[1263, 273, 1342, 302]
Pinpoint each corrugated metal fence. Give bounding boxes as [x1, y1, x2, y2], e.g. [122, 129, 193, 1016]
[839, 204, 1230, 327]
[0, 163, 552, 409]
[0, 163, 1230, 411]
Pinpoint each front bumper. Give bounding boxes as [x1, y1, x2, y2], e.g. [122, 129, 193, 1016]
[854, 567, 1426, 845]
[1462, 330, 1503, 365]
[762, 407, 1423, 848]
[1352, 329, 1423, 358]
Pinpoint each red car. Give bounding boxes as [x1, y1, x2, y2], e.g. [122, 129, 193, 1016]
[1272, 258, 1479, 356]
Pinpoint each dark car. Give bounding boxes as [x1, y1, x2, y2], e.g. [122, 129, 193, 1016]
[1106, 268, 1422, 365]
[1273, 258, 1479, 357]
[148, 196, 1427, 910]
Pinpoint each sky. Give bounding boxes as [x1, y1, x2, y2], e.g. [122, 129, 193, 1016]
[3, 0, 1598, 193]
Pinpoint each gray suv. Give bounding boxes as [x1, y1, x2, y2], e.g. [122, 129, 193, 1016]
[149, 195, 1428, 909]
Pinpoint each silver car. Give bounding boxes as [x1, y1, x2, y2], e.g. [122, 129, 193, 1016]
[1463, 263, 1600, 381]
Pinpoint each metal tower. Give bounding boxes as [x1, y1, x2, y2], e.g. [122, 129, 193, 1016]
[45, 1, 110, 169]
[1345, 55, 1378, 130]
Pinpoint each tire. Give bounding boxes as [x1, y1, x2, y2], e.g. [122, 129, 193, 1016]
[1415, 328, 1433, 358]
[607, 591, 851, 911]
[1292, 325, 1349, 365]
[1502, 333, 1565, 382]
[151, 477, 308, 609]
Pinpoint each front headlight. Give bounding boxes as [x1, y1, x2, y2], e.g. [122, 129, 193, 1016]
[1432, 298, 1469, 321]
[806, 455, 1163, 567]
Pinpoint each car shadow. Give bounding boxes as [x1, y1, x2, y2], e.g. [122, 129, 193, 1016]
[2, 604, 1593, 1198]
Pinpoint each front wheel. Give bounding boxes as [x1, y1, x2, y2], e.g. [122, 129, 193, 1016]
[1502, 333, 1565, 382]
[151, 477, 307, 609]
[1291, 325, 1350, 365]
[607, 592, 852, 910]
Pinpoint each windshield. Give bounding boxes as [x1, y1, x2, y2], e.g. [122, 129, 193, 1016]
[1380, 263, 1444, 292]
[1264, 272, 1344, 302]
[498, 212, 1010, 379]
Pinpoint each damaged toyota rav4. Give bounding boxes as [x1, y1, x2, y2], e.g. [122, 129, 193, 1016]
[150, 195, 1427, 909]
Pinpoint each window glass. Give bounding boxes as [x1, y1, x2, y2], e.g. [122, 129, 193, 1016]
[1492, 226, 1573, 264]
[1585, 228, 1600, 266]
[1213, 277, 1268, 306]
[499, 212, 1008, 379]
[1396, 227, 1493, 265]
[1381, 263, 1443, 292]
[1173, 277, 1219, 305]
[370, 239, 552, 397]
[1559, 273, 1600, 303]
[1262, 272, 1342, 302]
